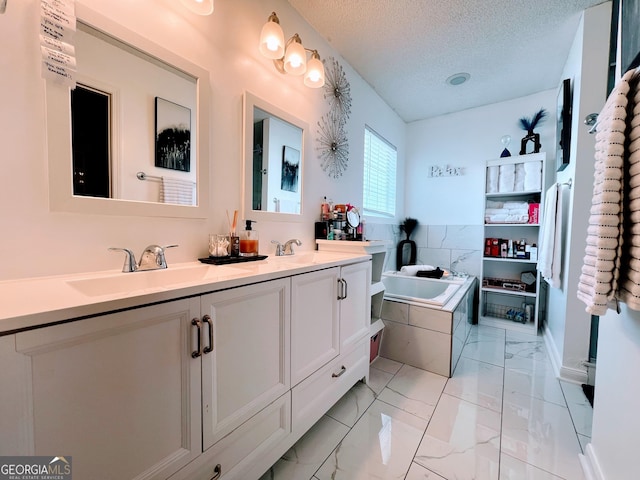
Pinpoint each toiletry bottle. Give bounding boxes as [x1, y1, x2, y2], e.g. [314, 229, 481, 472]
[321, 196, 330, 220]
[239, 220, 259, 256]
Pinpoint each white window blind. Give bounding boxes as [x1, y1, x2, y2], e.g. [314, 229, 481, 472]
[363, 126, 397, 217]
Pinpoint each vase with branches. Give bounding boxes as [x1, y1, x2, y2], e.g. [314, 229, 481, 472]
[519, 108, 547, 155]
[397, 217, 418, 268]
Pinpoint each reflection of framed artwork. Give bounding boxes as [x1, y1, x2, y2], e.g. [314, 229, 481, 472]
[281, 146, 300, 192]
[556, 78, 572, 172]
[155, 97, 191, 172]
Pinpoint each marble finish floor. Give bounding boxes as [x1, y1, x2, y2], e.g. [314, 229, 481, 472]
[260, 325, 593, 480]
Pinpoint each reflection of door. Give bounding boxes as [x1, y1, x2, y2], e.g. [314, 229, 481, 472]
[70, 84, 111, 198]
[252, 120, 264, 210]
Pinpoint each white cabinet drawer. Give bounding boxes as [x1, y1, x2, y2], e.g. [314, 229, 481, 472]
[169, 393, 291, 480]
[292, 337, 369, 435]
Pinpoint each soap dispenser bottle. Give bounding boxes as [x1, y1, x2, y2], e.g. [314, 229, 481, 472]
[239, 220, 259, 256]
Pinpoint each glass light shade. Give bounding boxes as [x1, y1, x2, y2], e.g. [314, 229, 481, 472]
[259, 18, 285, 59]
[304, 52, 325, 88]
[179, 0, 214, 15]
[283, 36, 306, 76]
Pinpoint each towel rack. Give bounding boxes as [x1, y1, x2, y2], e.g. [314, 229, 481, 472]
[137, 171, 162, 181]
[559, 178, 572, 189]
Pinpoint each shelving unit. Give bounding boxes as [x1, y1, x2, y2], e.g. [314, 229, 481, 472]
[316, 240, 389, 358]
[479, 152, 547, 334]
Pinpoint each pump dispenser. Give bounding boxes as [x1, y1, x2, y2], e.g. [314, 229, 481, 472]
[239, 220, 259, 256]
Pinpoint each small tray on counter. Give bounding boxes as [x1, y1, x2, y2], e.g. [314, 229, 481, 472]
[198, 255, 268, 265]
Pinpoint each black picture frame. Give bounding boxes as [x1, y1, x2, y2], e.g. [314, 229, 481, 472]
[155, 97, 191, 172]
[281, 146, 300, 193]
[556, 78, 572, 172]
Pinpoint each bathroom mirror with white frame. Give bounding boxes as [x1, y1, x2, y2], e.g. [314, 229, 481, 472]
[46, 4, 210, 218]
[242, 92, 307, 222]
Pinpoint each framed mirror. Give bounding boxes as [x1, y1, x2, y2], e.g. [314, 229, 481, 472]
[46, 4, 210, 218]
[242, 92, 307, 222]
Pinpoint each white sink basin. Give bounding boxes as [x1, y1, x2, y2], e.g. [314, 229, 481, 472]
[67, 265, 246, 297]
[270, 252, 350, 265]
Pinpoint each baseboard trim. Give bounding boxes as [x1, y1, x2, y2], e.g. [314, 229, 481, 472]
[579, 443, 605, 480]
[559, 365, 589, 384]
[542, 325, 562, 377]
[542, 326, 589, 384]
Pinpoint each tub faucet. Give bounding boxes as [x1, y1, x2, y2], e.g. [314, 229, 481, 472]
[109, 244, 177, 272]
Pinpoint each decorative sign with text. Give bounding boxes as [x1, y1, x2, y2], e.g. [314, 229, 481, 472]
[428, 165, 464, 177]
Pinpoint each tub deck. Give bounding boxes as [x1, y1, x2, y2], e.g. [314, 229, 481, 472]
[379, 274, 476, 377]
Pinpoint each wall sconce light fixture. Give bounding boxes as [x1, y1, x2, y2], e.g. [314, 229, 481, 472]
[259, 12, 325, 88]
[179, 0, 214, 16]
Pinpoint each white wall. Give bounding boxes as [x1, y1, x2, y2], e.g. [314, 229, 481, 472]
[545, 2, 612, 384]
[0, 0, 405, 281]
[406, 91, 556, 226]
[588, 305, 640, 479]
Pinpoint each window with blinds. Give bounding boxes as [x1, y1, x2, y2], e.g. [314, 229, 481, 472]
[363, 126, 397, 217]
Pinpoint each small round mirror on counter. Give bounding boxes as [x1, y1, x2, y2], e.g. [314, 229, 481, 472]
[346, 208, 360, 228]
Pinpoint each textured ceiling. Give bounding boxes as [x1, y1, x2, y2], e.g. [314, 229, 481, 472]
[287, 0, 608, 122]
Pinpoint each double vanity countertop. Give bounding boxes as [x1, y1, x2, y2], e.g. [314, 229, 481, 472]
[0, 251, 370, 335]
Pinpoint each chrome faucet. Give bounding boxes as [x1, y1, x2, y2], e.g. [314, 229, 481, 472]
[284, 239, 302, 255]
[271, 239, 302, 256]
[109, 244, 177, 272]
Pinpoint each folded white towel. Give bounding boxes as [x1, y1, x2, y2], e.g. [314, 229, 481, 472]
[498, 164, 515, 192]
[485, 200, 504, 209]
[399, 265, 435, 276]
[486, 166, 499, 193]
[524, 161, 543, 191]
[503, 201, 529, 210]
[514, 163, 525, 192]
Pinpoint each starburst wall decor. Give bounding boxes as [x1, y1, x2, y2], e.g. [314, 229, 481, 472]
[317, 110, 349, 179]
[317, 57, 352, 178]
[323, 57, 352, 120]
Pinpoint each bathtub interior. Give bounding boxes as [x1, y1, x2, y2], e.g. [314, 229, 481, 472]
[381, 271, 466, 307]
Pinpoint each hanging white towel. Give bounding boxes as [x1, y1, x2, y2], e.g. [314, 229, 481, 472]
[537, 183, 563, 288]
[160, 176, 195, 205]
[577, 68, 637, 314]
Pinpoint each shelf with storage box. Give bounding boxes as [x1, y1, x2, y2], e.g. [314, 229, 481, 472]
[480, 152, 547, 334]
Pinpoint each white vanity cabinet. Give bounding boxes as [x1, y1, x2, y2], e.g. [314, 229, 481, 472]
[0, 256, 371, 480]
[8, 298, 202, 480]
[200, 278, 290, 450]
[290, 262, 371, 436]
[290, 267, 340, 385]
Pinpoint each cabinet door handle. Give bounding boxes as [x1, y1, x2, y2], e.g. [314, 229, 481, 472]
[210, 464, 222, 480]
[203, 315, 214, 354]
[337, 278, 347, 300]
[342, 278, 348, 299]
[191, 318, 202, 358]
[332, 365, 346, 378]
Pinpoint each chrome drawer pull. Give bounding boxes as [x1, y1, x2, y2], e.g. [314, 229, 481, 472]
[191, 318, 202, 358]
[332, 365, 346, 378]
